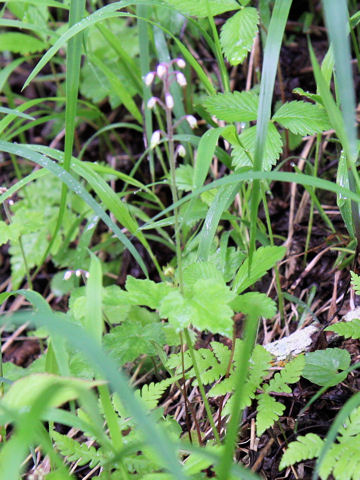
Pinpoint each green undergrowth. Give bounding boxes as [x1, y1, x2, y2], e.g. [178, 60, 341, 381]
[1, 0, 360, 479]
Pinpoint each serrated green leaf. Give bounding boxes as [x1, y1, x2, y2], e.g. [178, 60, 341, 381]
[303, 348, 351, 386]
[103, 307, 165, 365]
[0, 32, 46, 54]
[183, 261, 223, 287]
[325, 318, 360, 340]
[266, 355, 305, 393]
[280, 433, 324, 470]
[125, 277, 174, 309]
[256, 393, 285, 436]
[231, 292, 276, 319]
[272, 101, 331, 135]
[233, 246, 286, 294]
[220, 8, 259, 65]
[175, 164, 194, 192]
[231, 123, 283, 171]
[203, 91, 258, 123]
[162, 0, 240, 17]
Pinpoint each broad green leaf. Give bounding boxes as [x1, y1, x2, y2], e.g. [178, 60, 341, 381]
[183, 261, 223, 287]
[233, 246, 286, 294]
[231, 122, 283, 171]
[159, 290, 192, 332]
[2, 373, 102, 409]
[0, 32, 46, 54]
[203, 91, 258, 123]
[280, 433, 323, 470]
[220, 8, 259, 65]
[175, 164, 194, 191]
[162, 0, 240, 17]
[272, 101, 331, 135]
[189, 278, 234, 337]
[125, 277, 174, 309]
[231, 292, 276, 319]
[303, 348, 351, 386]
[103, 307, 165, 365]
[256, 393, 285, 436]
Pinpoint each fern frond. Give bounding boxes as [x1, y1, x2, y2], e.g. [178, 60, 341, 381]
[135, 378, 173, 410]
[52, 431, 104, 468]
[279, 433, 323, 470]
[256, 394, 285, 436]
[351, 271, 360, 295]
[325, 318, 360, 339]
[265, 355, 305, 393]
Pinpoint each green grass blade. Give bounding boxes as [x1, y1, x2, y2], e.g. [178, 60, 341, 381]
[249, 0, 292, 263]
[322, 0, 358, 161]
[147, 169, 360, 227]
[86, 252, 103, 344]
[0, 297, 188, 480]
[0, 168, 48, 205]
[0, 141, 148, 276]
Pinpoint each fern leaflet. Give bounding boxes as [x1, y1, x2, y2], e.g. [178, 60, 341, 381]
[52, 431, 104, 468]
[279, 433, 323, 470]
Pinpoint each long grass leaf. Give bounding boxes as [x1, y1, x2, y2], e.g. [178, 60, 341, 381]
[0, 296, 188, 480]
[0, 141, 148, 276]
[249, 0, 292, 263]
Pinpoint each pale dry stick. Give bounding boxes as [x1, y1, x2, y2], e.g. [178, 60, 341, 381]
[82, 464, 102, 480]
[175, 385, 197, 423]
[284, 137, 315, 266]
[245, 32, 260, 92]
[289, 245, 333, 291]
[249, 417, 256, 451]
[251, 437, 275, 473]
[327, 270, 341, 322]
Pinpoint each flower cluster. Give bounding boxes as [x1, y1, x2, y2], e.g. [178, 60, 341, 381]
[63, 269, 90, 280]
[144, 58, 198, 153]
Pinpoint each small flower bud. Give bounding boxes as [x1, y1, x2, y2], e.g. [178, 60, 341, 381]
[177, 144, 186, 157]
[185, 115, 197, 129]
[176, 72, 187, 87]
[64, 270, 72, 280]
[176, 58, 186, 69]
[165, 93, 174, 109]
[144, 71, 155, 86]
[150, 130, 161, 149]
[75, 269, 82, 277]
[147, 96, 157, 109]
[85, 271, 90, 279]
[156, 63, 167, 78]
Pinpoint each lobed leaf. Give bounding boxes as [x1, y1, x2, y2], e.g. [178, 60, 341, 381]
[302, 348, 351, 386]
[325, 318, 360, 340]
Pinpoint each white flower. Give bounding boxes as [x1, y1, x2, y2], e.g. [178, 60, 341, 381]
[150, 130, 161, 149]
[185, 115, 197, 129]
[144, 71, 155, 86]
[156, 63, 167, 78]
[75, 269, 82, 277]
[176, 72, 187, 87]
[85, 271, 90, 279]
[63, 270, 72, 281]
[177, 144, 186, 157]
[147, 96, 157, 109]
[176, 58, 186, 69]
[165, 93, 174, 109]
